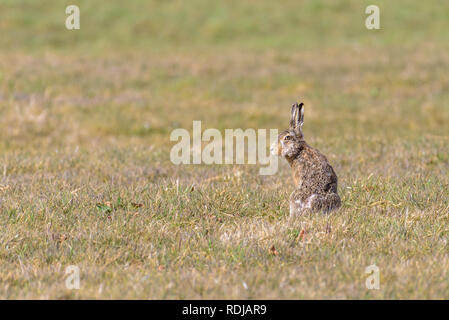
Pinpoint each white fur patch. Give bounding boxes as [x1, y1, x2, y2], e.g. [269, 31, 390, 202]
[290, 194, 318, 216]
[304, 194, 317, 209]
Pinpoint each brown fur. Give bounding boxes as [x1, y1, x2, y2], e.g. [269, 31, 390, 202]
[271, 102, 341, 216]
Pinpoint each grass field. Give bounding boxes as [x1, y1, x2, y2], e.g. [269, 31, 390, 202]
[0, 0, 448, 299]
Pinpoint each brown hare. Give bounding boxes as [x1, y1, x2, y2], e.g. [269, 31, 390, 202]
[271, 102, 341, 216]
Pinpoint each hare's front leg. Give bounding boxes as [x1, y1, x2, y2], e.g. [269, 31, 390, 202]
[289, 190, 305, 217]
[289, 200, 302, 217]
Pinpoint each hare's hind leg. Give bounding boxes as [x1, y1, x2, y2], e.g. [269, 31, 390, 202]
[326, 193, 341, 212]
[289, 192, 341, 216]
[309, 193, 341, 213]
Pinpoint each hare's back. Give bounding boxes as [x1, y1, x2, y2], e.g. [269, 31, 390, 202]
[297, 147, 337, 193]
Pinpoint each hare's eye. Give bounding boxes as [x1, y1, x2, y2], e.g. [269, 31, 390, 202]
[284, 135, 291, 141]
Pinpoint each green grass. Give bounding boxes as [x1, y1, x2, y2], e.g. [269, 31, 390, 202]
[0, 1, 448, 299]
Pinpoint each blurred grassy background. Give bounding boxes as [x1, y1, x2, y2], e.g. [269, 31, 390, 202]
[0, 0, 448, 299]
[1, 0, 449, 50]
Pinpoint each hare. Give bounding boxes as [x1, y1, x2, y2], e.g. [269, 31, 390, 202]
[271, 102, 341, 216]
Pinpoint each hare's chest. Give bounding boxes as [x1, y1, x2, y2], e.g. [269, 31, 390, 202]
[292, 160, 315, 187]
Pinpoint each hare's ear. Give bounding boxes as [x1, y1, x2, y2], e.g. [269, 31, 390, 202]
[291, 102, 304, 134]
[296, 102, 304, 128]
[289, 103, 297, 129]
